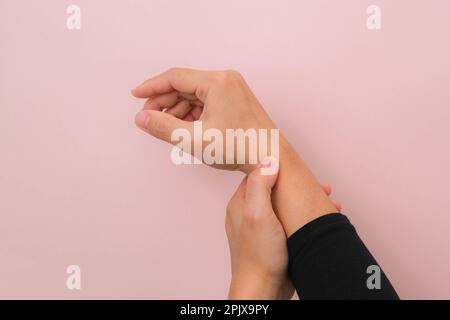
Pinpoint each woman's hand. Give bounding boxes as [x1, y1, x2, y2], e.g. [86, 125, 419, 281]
[226, 157, 293, 300]
[133, 68, 276, 173]
[226, 157, 341, 300]
[133, 67, 339, 237]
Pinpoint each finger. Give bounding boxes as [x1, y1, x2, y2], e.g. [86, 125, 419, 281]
[143, 91, 180, 111]
[166, 100, 192, 119]
[142, 101, 164, 112]
[192, 99, 204, 107]
[132, 68, 211, 101]
[333, 201, 342, 212]
[178, 93, 204, 107]
[135, 109, 193, 144]
[177, 92, 198, 101]
[245, 156, 279, 214]
[183, 113, 195, 122]
[321, 183, 332, 196]
[190, 105, 203, 119]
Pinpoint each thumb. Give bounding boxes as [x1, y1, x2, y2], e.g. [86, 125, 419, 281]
[135, 109, 193, 144]
[245, 156, 279, 213]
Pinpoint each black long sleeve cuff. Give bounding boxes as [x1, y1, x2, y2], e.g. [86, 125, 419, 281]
[287, 213, 399, 300]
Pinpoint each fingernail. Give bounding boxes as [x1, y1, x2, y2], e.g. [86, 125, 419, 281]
[260, 156, 279, 176]
[135, 111, 151, 129]
[131, 86, 139, 95]
[261, 156, 272, 168]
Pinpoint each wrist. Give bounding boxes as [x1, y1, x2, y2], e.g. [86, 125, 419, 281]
[272, 135, 337, 236]
[236, 116, 279, 174]
[228, 271, 288, 300]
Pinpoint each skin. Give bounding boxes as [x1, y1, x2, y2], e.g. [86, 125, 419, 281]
[226, 157, 293, 300]
[132, 68, 342, 299]
[226, 157, 340, 299]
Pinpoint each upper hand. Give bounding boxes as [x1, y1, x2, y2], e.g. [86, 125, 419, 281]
[132, 68, 276, 173]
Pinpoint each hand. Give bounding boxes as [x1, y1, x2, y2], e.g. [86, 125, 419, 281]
[226, 157, 292, 300]
[226, 157, 341, 300]
[133, 67, 339, 238]
[132, 68, 276, 172]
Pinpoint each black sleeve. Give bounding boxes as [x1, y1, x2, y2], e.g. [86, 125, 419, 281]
[287, 213, 399, 300]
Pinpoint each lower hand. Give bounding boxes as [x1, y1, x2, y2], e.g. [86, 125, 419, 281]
[226, 157, 341, 300]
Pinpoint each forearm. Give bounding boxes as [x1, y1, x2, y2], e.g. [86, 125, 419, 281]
[273, 135, 337, 237]
[236, 105, 336, 237]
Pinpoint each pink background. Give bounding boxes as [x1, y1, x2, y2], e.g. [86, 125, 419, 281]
[1, 0, 449, 299]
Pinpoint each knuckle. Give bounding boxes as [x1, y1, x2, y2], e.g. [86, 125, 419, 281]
[225, 69, 243, 80]
[244, 209, 263, 225]
[213, 70, 242, 87]
[166, 67, 183, 81]
[166, 67, 181, 74]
